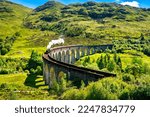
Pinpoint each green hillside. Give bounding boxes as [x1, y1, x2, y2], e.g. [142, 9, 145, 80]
[0, 0, 32, 57]
[0, 0, 57, 57]
[1, 1, 150, 58]
[0, 0, 31, 36]
[25, 1, 150, 40]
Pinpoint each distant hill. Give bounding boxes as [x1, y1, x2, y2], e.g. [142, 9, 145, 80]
[24, 1, 150, 40]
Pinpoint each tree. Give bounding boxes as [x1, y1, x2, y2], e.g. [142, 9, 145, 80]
[131, 86, 150, 100]
[1, 48, 8, 55]
[140, 33, 145, 41]
[59, 75, 67, 92]
[107, 60, 115, 72]
[104, 53, 110, 65]
[97, 55, 105, 69]
[117, 56, 122, 69]
[143, 45, 150, 56]
[122, 73, 135, 82]
[5, 43, 11, 51]
[113, 53, 117, 63]
[125, 63, 142, 78]
[0, 37, 3, 42]
[78, 8, 88, 15]
[26, 50, 42, 74]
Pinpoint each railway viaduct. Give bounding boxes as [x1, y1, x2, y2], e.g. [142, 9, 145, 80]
[42, 44, 116, 88]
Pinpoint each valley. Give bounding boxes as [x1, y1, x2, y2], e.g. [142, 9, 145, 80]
[0, 0, 150, 100]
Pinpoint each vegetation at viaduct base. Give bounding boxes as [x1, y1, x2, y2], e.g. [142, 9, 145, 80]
[71, 38, 150, 100]
[0, 0, 150, 99]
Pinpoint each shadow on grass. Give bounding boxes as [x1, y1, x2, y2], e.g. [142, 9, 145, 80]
[24, 74, 45, 88]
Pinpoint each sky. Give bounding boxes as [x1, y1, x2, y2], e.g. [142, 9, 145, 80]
[10, 0, 150, 8]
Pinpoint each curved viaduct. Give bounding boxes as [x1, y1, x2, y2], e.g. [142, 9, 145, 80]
[42, 44, 116, 88]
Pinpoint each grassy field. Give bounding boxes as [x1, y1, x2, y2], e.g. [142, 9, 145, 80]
[5, 29, 53, 58]
[0, 73, 57, 100]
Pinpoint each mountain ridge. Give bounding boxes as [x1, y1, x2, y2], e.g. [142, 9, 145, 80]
[24, 1, 150, 40]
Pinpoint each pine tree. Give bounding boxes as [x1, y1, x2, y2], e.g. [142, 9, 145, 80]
[117, 56, 122, 69]
[26, 50, 42, 74]
[107, 60, 115, 72]
[113, 53, 117, 63]
[97, 55, 105, 69]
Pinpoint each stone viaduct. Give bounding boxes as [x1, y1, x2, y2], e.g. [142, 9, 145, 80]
[42, 44, 116, 88]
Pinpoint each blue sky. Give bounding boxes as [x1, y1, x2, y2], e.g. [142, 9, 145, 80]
[10, 0, 150, 8]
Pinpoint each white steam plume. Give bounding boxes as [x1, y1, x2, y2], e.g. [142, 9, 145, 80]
[47, 36, 65, 49]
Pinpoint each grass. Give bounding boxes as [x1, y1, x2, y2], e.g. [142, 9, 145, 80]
[0, 73, 57, 100]
[0, 73, 27, 85]
[0, 1, 31, 37]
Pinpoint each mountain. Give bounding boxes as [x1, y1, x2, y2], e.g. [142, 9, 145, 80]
[24, 1, 150, 40]
[0, 1, 150, 58]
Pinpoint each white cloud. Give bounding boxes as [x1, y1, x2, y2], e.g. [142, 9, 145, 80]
[120, 1, 140, 7]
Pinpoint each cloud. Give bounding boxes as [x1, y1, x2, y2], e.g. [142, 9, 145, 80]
[120, 1, 140, 7]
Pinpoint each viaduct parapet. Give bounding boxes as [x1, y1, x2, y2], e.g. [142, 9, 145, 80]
[42, 44, 116, 88]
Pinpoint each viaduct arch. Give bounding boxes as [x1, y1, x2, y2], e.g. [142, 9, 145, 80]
[42, 44, 116, 88]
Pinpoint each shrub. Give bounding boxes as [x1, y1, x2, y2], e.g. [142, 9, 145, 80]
[59, 73, 67, 93]
[1, 48, 8, 55]
[61, 88, 82, 100]
[125, 63, 142, 78]
[65, 25, 86, 37]
[143, 45, 150, 56]
[131, 85, 150, 100]
[0, 69, 9, 74]
[119, 89, 131, 100]
[122, 74, 135, 82]
[80, 80, 85, 89]
[5, 43, 11, 51]
[86, 83, 116, 100]
[9, 91, 17, 100]
[41, 13, 61, 22]
[132, 57, 142, 65]
[0, 83, 8, 89]
[14, 32, 21, 37]
[78, 8, 88, 15]
[51, 80, 60, 93]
